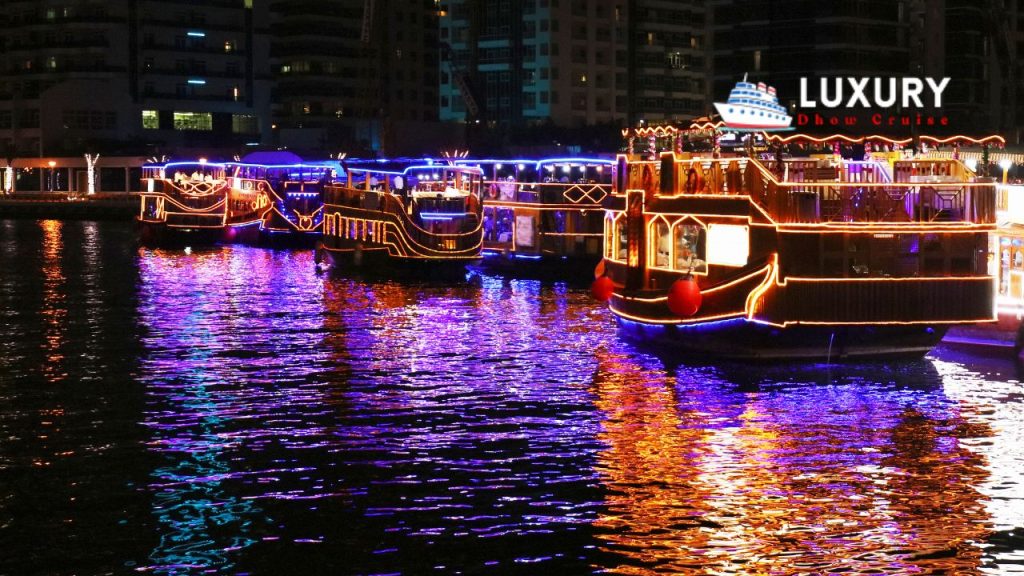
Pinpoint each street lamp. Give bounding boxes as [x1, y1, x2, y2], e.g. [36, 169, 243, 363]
[1000, 158, 1013, 184]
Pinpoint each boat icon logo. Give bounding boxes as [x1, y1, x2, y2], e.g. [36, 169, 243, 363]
[714, 74, 793, 132]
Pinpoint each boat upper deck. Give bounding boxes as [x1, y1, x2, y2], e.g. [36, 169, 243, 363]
[613, 153, 997, 227]
[461, 158, 614, 206]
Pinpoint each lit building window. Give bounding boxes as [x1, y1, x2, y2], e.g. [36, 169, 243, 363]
[173, 112, 213, 131]
[141, 110, 159, 129]
[231, 114, 257, 134]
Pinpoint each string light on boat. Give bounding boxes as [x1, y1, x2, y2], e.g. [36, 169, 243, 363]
[764, 133, 1006, 147]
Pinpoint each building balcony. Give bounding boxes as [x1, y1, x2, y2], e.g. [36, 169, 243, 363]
[140, 92, 246, 103]
[2, 66, 127, 76]
[139, 19, 245, 33]
[5, 38, 111, 51]
[139, 43, 249, 57]
[142, 68, 246, 80]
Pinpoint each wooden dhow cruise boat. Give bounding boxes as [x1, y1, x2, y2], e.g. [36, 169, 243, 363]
[317, 161, 485, 272]
[460, 157, 613, 277]
[595, 129, 1000, 360]
[139, 159, 270, 245]
[231, 152, 341, 245]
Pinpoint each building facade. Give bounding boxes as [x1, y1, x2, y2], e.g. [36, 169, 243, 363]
[711, 0, 1020, 141]
[271, 0, 443, 155]
[438, 0, 707, 130]
[0, 0, 271, 158]
[940, 0, 1021, 142]
[711, 0, 910, 117]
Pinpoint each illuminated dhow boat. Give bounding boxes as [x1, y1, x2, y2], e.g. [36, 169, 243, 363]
[598, 151, 997, 360]
[227, 160, 339, 244]
[139, 160, 271, 245]
[466, 157, 613, 278]
[319, 162, 484, 271]
[713, 75, 792, 130]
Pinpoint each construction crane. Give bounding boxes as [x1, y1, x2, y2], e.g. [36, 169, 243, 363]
[440, 42, 480, 121]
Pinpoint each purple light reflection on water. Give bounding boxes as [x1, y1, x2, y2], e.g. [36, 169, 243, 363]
[1, 221, 1023, 575]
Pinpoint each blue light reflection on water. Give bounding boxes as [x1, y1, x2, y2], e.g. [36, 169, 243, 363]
[1, 220, 1023, 575]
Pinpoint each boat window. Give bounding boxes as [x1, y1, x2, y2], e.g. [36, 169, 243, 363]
[650, 220, 671, 268]
[616, 217, 628, 261]
[605, 218, 615, 259]
[673, 223, 706, 274]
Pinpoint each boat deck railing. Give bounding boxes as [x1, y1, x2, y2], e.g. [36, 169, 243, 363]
[141, 180, 228, 215]
[617, 154, 996, 225]
[482, 179, 612, 206]
[324, 184, 482, 252]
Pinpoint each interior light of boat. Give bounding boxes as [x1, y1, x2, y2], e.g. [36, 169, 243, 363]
[706, 224, 750, 267]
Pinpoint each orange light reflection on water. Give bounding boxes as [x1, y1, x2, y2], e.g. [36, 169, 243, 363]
[39, 219, 67, 379]
[591, 351, 994, 575]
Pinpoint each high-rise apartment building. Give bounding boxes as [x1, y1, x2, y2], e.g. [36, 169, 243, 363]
[438, 0, 707, 130]
[711, 0, 910, 115]
[0, 0, 271, 157]
[271, 0, 442, 155]
[940, 0, 1021, 142]
[711, 0, 1020, 141]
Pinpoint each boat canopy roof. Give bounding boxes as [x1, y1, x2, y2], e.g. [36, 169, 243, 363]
[345, 161, 484, 177]
[240, 150, 304, 165]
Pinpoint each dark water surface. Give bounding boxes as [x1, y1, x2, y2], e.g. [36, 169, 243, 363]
[1, 219, 1023, 575]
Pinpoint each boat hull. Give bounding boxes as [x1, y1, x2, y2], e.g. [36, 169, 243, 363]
[617, 317, 947, 361]
[317, 243, 474, 278]
[138, 220, 263, 247]
[943, 312, 1023, 353]
[472, 252, 600, 283]
[139, 220, 223, 247]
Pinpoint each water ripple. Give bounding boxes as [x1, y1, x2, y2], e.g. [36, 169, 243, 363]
[0, 221, 1022, 575]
